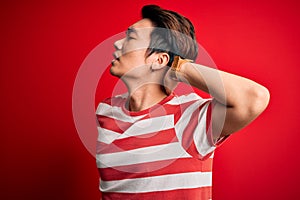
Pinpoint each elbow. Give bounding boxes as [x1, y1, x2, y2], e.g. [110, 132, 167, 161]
[248, 85, 270, 117]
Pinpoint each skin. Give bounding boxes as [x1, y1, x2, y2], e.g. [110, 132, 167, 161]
[111, 18, 270, 140]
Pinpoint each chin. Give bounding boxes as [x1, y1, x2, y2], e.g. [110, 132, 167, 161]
[110, 67, 122, 78]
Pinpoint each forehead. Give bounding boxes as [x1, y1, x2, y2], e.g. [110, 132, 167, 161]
[131, 18, 154, 29]
[127, 19, 154, 39]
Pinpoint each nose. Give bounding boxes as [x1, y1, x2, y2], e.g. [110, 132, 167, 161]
[114, 38, 125, 50]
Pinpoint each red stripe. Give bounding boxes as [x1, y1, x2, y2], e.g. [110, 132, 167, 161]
[101, 186, 212, 200]
[205, 101, 212, 133]
[135, 100, 197, 122]
[181, 103, 207, 159]
[98, 157, 212, 181]
[97, 115, 132, 133]
[206, 101, 215, 146]
[97, 128, 178, 154]
[205, 101, 230, 146]
[171, 100, 198, 124]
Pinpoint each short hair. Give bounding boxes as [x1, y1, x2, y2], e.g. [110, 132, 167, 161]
[142, 5, 198, 66]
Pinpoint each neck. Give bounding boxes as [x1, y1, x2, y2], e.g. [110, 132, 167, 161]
[125, 84, 168, 112]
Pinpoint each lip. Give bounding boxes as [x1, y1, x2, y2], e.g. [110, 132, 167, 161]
[111, 59, 118, 65]
[113, 52, 120, 60]
[112, 51, 122, 65]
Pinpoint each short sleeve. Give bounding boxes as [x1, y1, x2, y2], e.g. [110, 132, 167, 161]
[179, 97, 230, 160]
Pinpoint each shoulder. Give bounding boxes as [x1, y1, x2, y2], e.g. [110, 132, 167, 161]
[96, 93, 128, 113]
[166, 92, 210, 105]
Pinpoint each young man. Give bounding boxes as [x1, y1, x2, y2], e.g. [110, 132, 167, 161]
[96, 5, 270, 200]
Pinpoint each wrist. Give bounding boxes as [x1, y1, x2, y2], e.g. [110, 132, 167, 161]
[176, 61, 190, 82]
[170, 56, 192, 82]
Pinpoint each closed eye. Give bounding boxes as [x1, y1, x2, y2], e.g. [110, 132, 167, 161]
[126, 27, 137, 40]
[126, 36, 135, 40]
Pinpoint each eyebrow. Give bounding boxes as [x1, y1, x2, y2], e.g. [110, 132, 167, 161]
[126, 27, 138, 36]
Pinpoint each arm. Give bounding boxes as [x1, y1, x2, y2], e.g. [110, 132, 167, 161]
[165, 62, 270, 140]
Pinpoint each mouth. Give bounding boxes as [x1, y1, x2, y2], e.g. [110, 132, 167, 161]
[112, 52, 120, 65]
[113, 52, 120, 61]
[112, 58, 120, 65]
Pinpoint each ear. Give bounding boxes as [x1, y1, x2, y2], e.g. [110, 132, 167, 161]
[150, 52, 170, 70]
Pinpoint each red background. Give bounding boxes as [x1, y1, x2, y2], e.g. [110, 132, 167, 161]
[1, 0, 300, 199]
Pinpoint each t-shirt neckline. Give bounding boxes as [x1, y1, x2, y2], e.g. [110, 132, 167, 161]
[121, 92, 175, 116]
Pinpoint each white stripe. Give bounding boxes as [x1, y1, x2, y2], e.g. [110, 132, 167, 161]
[174, 99, 209, 142]
[114, 93, 128, 99]
[96, 142, 191, 168]
[193, 102, 216, 156]
[96, 103, 147, 123]
[97, 115, 174, 144]
[97, 127, 120, 144]
[117, 115, 174, 139]
[100, 171, 212, 193]
[167, 93, 207, 105]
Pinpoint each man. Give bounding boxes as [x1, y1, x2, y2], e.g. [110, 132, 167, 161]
[96, 5, 270, 200]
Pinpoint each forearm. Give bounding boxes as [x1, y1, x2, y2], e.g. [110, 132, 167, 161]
[177, 62, 270, 111]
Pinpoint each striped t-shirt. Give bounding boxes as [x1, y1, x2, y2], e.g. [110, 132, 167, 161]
[96, 92, 228, 200]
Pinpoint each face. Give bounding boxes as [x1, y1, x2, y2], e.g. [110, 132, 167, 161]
[110, 19, 156, 78]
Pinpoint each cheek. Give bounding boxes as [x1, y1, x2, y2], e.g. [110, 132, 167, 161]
[123, 50, 147, 65]
[122, 40, 149, 56]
